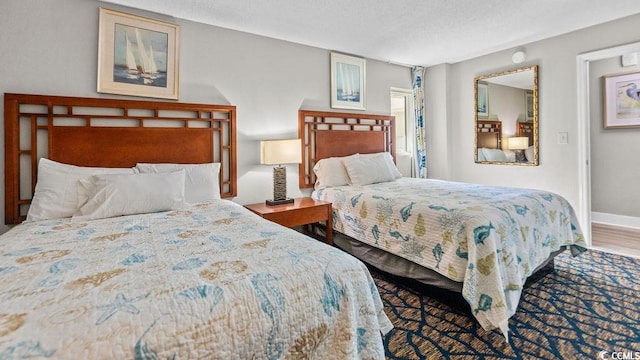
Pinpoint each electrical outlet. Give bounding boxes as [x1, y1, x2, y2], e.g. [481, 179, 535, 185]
[557, 132, 568, 144]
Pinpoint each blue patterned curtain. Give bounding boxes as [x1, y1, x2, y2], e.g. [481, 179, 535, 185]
[412, 66, 427, 178]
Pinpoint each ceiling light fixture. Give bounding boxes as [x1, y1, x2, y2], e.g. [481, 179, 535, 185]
[512, 50, 526, 64]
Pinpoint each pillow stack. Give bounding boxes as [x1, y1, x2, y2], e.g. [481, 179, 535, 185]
[313, 152, 402, 189]
[26, 158, 221, 222]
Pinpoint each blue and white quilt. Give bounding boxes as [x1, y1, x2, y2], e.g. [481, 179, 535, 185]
[0, 200, 391, 359]
[313, 178, 586, 338]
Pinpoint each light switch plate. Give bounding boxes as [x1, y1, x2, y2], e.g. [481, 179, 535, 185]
[622, 52, 638, 67]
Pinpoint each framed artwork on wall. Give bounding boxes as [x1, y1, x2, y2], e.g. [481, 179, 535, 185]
[525, 90, 534, 121]
[97, 8, 180, 100]
[330, 52, 366, 110]
[477, 82, 488, 118]
[603, 71, 640, 128]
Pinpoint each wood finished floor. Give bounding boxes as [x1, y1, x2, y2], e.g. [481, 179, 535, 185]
[591, 222, 640, 259]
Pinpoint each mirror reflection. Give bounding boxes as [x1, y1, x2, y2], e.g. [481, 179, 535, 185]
[475, 65, 538, 165]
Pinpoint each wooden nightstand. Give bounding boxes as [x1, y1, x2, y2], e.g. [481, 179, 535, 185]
[244, 197, 333, 245]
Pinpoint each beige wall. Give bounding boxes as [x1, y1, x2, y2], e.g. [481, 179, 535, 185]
[0, 0, 411, 233]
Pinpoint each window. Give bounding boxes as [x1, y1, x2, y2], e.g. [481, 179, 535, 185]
[390, 88, 414, 154]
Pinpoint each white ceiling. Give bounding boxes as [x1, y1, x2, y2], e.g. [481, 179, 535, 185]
[102, 0, 640, 66]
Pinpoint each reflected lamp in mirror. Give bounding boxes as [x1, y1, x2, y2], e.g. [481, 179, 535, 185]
[508, 137, 529, 162]
[260, 139, 302, 206]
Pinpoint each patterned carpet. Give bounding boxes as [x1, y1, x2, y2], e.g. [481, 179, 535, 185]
[373, 249, 640, 359]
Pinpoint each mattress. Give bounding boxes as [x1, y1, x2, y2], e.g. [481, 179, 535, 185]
[313, 177, 587, 337]
[0, 200, 391, 359]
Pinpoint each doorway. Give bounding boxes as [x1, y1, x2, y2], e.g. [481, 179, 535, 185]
[577, 41, 640, 252]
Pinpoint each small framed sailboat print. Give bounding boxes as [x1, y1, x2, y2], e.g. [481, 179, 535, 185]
[330, 52, 366, 110]
[97, 8, 179, 100]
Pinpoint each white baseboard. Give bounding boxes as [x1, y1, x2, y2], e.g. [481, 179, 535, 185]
[591, 212, 640, 229]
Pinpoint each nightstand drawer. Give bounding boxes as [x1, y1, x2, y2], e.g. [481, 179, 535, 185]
[261, 204, 329, 228]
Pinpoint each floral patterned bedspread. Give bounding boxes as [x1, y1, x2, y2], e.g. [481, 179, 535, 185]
[0, 200, 391, 359]
[313, 178, 586, 338]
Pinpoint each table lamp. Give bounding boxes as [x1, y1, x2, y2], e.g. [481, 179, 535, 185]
[260, 138, 302, 206]
[508, 137, 529, 162]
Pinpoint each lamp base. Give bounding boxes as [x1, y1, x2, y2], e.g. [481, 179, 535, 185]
[267, 165, 292, 206]
[266, 198, 294, 206]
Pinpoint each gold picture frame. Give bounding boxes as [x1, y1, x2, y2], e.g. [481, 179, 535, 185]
[330, 52, 366, 110]
[97, 8, 180, 100]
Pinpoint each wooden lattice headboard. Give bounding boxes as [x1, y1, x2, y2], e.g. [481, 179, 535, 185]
[476, 120, 502, 149]
[4, 93, 237, 224]
[298, 110, 395, 188]
[517, 121, 534, 146]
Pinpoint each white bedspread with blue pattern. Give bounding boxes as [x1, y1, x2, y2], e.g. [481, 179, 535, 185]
[0, 200, 391, 359]
[313, 178, 586, 339]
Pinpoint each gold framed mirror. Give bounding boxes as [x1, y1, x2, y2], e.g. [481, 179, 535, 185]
[474, 65, 538, 165]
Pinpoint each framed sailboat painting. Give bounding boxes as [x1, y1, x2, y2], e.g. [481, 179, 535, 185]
[97, 8, 180, 100]
[330, 52, 366, 110]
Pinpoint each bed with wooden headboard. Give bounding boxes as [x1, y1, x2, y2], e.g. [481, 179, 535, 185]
[300, 109, 586, 339]
[298, 109, 395, 188]
[4, 93, 237, 224]
[0, 95, 391, 358]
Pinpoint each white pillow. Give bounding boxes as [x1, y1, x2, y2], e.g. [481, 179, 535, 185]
[477, 149, 487, 161]
[341, 153, 398, 186]
[359, 152, 402, 179]
[135, 163, 221, 203]
[480, 148, 508, 162]
[525, 146, 535, 163]
[73, 171, 187, 221]
[26, 158, 135, 222]
[312, 156, 354, 189]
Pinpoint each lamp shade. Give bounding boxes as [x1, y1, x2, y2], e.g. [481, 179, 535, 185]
[508, 137, 529, 150]
[260, 139, 302, 165]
